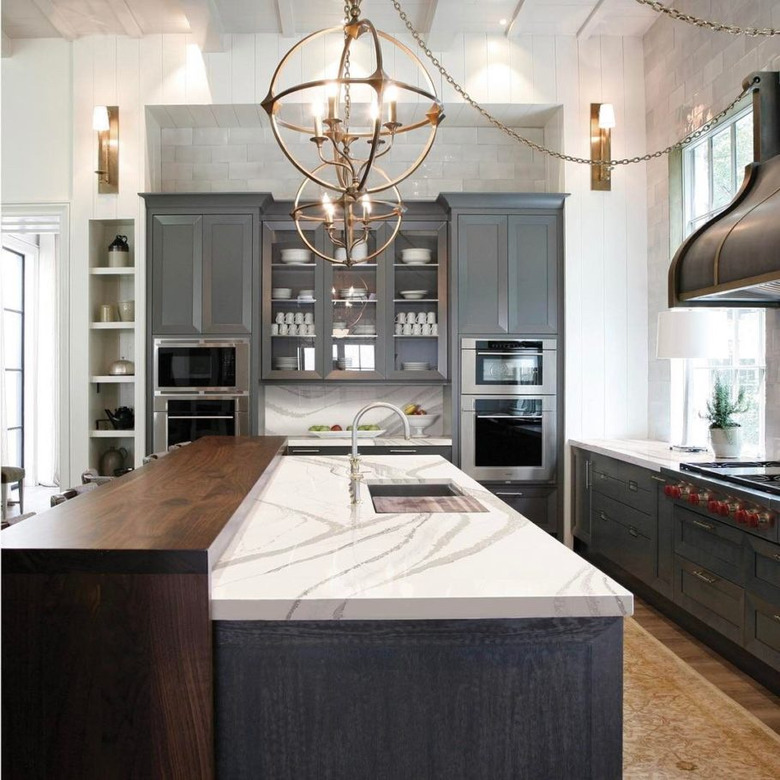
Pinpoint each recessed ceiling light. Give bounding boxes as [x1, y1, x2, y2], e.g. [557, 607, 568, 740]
[499, 18, 508, 26]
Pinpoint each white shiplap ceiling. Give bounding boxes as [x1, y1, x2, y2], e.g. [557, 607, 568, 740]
[2, 0, 659, 44]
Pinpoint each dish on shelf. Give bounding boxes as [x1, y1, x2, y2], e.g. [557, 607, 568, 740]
[309, 429, 386, 439]
[352, 327, 376, 335]
[399, 290, 428, 299]
[298, 289, 314, 298]
[338, 289, 367, 299]
[400, 248, 432, 263]
[271, 288, 293, 299]
[332, 328, 350, 337]
[273, 359, 298, 370]
[402, 362, 430, 371]
[280, 248, 311, 263]
[406, 413, 439, 437]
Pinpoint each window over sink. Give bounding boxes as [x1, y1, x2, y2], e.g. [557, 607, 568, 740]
[678, 105, 765, 453]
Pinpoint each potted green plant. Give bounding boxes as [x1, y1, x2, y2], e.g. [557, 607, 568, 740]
[702, 375, 749, 457]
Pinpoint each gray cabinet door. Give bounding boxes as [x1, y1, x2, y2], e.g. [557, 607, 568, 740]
[202, 214, 253, 334]
[572, 448, 592, 544]
[457, 215, 508, 334]
[507, 214, 558, 334]
[151, 214, 202, 335]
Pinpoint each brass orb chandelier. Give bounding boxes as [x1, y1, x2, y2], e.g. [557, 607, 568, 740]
[261, 0, 444, 266]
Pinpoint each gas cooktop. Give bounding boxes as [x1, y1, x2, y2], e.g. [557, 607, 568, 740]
[680, 461, 780, 496]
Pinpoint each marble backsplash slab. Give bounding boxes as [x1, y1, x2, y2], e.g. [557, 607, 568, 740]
[264, 385, 446, 436]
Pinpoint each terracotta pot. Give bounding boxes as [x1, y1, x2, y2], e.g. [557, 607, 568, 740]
[709, 426, 742, 458]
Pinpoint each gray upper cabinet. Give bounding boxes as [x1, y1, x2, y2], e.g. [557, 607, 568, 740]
[150, 209, 254, 336]
[151, 214, 203, 335]
[447, 194, 565, 337]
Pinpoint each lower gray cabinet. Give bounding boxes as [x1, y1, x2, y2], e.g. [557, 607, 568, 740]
[485, 484, 557, 534]
[592, 497, 655, 585]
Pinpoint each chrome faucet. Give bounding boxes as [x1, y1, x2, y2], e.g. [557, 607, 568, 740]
[349, 402, 411, 504]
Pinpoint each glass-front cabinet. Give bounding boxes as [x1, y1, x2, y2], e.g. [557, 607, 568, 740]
[261, 216, 447, 381]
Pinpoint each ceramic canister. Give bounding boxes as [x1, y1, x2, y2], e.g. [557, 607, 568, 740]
[99, 304, 117, 322]
[117, 300, 135, 322]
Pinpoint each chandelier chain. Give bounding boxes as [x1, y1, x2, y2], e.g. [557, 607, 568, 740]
[389, 0, 754, 168]
[634, 0, 779, 37]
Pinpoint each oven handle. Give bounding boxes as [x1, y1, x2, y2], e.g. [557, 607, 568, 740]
[166, 415, 236, 420]
[475, 351, 542, 357]
[475, 414, 545, 420]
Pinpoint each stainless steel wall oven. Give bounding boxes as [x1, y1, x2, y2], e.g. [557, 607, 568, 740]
[461, 338, 556, 396]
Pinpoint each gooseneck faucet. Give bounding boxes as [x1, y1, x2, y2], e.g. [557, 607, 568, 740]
[349, 402, 411, 504]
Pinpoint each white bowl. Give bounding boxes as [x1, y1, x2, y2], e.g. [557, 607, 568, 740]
[399, 290, 428, 300]
[298, 289, 314, 299]
[401, 248, 431, 261]
[272, 288, 292, 298]
[406, 413, 439, 436]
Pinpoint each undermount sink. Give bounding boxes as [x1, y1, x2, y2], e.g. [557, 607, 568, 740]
[366, 480, 488, 514]
[367, 480, 465, 499]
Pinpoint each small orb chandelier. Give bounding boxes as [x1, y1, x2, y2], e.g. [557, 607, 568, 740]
[261, 0, 444, 266]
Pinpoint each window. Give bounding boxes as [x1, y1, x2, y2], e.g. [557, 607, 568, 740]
[2, 247, 25, 467]
[680, 106, 765, 453]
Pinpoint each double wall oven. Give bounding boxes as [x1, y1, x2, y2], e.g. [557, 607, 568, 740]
[152, 339, 250, 452]
[460, 339, 557, 481]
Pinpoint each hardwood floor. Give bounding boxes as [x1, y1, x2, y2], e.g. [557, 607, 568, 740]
[632, 598, 780, 735]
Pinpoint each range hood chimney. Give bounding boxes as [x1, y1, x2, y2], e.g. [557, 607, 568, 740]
[669, 71, 780, 307]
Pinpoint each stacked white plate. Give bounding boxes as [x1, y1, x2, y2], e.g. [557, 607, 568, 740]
[353, 325, 376, 335]
[399, 290, 428, 300]
[402, 362, 430, 371]
[298, 289, 314, 300]
[280, 248, 311, 264]
[274, 357, 298, 370]
[401, 248, 432, 264]
[271, 287, 292, 299]
[339, 288, 367, 299]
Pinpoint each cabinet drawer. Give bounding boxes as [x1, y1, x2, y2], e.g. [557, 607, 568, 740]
[745, 536, 780, 603]
[591, 458, 655, 515]
[674, 505, 744, 585]
[486, 485, 557, 533]
[745, 593, 780, 671]
[674, 555, 744, 643]
[593, 509, 654, 584]
[373, 446, 452, 461]
[592, 491, 655, 540]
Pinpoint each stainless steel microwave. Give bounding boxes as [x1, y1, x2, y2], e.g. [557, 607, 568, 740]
[153, 338, 250, 394]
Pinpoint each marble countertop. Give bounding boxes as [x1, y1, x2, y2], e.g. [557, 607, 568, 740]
[211, 454, 633, 621]
[286, 436, 452, 447]
[568, 438, 719, 472]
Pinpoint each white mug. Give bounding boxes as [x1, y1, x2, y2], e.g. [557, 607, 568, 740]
[403, 323, 413, 335]
[417, 312, 427, 324]
[431, 324, 438, 336]
[275, 312, 285, 324]
[288, 324, 298, 335]
[304, 312, 314, 324]
[421, 323, 432, 336]
[412, 323, 422, 335]
[396, 312, 406, 323]
[395, 323, 404, 335]
[426, 312, 436, 324]
[279, 323, 289, 335]
[284, 312, 294, 324]
[307, 323, 316, 335]
[271, 323, 279, 335]
[294, 312, 304, 324]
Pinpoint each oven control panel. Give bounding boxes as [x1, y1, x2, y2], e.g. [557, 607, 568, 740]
[663, 480, 776, 536]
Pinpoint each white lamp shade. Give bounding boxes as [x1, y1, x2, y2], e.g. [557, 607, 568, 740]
[92, 106, 110, 131]
[598, 103, 616, 129]
[656, 309, 729, 359]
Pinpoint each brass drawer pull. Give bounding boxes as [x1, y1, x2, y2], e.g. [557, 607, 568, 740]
[773, 614, 780, 624]
[291, 448, 322, 453]
[692, 569, 718, 585]
[628, 527, 639, 538]
[389, 449, 417, 454]
[628, 480, 638, 492]
[496, 491, 525, 497]
[650, 474, 666, 483]
[599, 511, 608, 521]
[774, 554, 780, 562]
[692, 519, 715, 532]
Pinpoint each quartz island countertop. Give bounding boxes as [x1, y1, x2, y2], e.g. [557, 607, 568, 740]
[285, 436, 452, 447]
[211, 453, 633, 621]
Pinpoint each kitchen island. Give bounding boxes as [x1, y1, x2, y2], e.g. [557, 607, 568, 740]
[212, 453, 631, 779]
[3, 438, 631, 779]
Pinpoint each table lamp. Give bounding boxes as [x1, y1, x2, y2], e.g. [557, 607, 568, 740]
[656, 309, 728, 451]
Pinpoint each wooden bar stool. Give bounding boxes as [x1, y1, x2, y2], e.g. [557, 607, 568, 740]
[1, 466, 25, 520]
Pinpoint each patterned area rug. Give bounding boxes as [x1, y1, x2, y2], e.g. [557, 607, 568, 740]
[624, 618, 780, 778]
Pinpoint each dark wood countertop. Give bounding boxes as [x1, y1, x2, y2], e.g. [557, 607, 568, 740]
[2, 436, 286, 574]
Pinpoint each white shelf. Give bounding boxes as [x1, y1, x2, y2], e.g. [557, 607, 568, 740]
[271, 298, 316, 303]
[90, 267, 135, 275]
[90, 430, 135, 438]
[332, 334, 377, 339]
[271, 334, 316, 338]
[333, 299, 376, 304]
[393, 335, 438, 338]
[271, 263, 316, 268]
[394, 263, 438, 267]
[90, 322, 135, 329]
[393, 298, 438, 303]
[90, 375, 136, 383]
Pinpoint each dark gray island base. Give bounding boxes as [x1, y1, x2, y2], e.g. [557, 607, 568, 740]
[214, 617, 623, 780]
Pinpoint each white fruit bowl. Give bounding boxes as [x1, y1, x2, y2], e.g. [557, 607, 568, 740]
[405, 413, 439, 437]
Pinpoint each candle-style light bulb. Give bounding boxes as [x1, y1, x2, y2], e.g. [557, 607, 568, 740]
[312, 101, 324, 137]
[361, 194, 372, 220]
[384, 85, 398, 124]
[369, 99, 379, 124]
[325, 82, 339, 121]
[322, 193, 335, 224]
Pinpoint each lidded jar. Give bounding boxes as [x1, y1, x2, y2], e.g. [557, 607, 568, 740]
[107, 234, 130, 267]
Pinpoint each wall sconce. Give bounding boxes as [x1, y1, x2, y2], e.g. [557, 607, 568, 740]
[590, 102, 615, 191]
[93, 106, 118, 194]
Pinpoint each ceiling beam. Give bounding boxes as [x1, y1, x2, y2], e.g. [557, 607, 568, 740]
[275, 0, 295, 38]
[105, 0, 143, 37]
[30, 0, 78, 40]
[505, 0, 531, 38]
[2, 30, 13, 58]
[577, 0, 607, 40]
[418, 0, 439, 35]
[180, 0, 224, 52]
[421, 0, 456, 51]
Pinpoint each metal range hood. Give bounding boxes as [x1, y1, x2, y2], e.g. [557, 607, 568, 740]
[669, 71, 780, 307]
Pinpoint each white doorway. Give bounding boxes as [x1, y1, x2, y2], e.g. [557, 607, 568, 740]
[1, 205, 70, 492]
